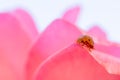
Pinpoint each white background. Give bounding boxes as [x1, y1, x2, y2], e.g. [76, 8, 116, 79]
[0, 0, 120, 43]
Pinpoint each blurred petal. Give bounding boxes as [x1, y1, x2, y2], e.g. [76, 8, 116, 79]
[62, 6, 80, 24]
[0, 64, 17, 80]
[34, 44, 120, 80]
[91, 43, 120, 75]
[0, 13, 32, 79]
[95, 43, 120, 57]
[11, 8, 39, 39]
[27, 19, 82, 79]
[0, 56, 19, 80]
[87, 26, 107, 40]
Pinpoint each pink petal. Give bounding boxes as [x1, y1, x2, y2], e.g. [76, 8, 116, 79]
[62, 6, 80, 24]
[87, 26, 107, 40]
[11, 8, 39, 39]
[27, 19, 82, 79]
[34, 44, 120, 80]
[33, 19, 82, 58]
[0, 57, 19, 80]
[0, 13, 33, 79]
[91, 50, 120, 75]
[90, 43, 120, 75]
[85, 29, 120, 75]
[95, 43, 120, 57]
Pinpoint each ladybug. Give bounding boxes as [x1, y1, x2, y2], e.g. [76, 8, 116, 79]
[77, 35, 94, 50]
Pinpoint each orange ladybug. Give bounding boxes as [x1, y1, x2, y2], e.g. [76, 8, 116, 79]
[77, 35, 94, 50]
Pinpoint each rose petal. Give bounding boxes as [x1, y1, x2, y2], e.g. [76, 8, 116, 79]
[33, 19, 82, 58]
[0, 13, 32, 79]
[27, 19, 82, 79]
[91, 50, 120, 75]
[87, 26, 107, 40]
[11, 8, 39, 39]
[62, 6, 80, 24]
[95, 43, 120, 58]
[90, 43, 120, 75]
[34, 43, 120, 80]
[0, 56, 19, 80]
[0, 63, 17, 80]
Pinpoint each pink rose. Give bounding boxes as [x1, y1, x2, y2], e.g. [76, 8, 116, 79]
[0, 6, 120, 80]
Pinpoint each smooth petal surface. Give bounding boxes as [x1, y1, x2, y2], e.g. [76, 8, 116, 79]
[34, 44, 120, 80]
[95, 43, 120, 57]
[91, 49, 120, 75]
[87, 26, 107, 40]
[11, 8, 39, 39]
[62, 6, 80, 24]
[27, 19, 82, 79]
[87, 26, 120, 75]
[91, 43, 120, 75]
[0, 56, 19, 80]
[0, 13, 32, 80]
